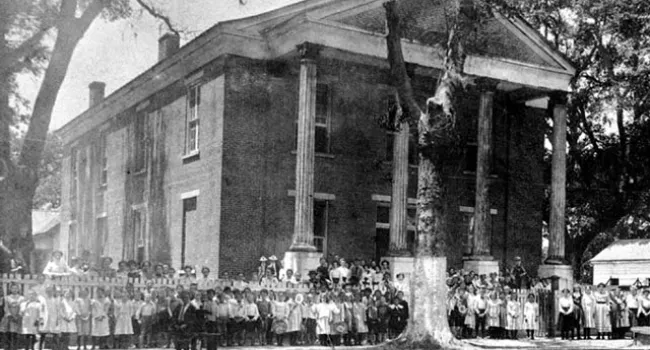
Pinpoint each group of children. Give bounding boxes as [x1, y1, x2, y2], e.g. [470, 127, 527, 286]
[0, 282, 168, 350]
[447, 285, 540, 340]
[0, 277, 410, 350]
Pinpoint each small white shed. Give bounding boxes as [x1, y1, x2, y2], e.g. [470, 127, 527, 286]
[590, 239, 650, 286]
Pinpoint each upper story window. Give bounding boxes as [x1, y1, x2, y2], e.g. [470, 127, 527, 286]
[315, 83, 330, 154]
[70, 147, 78, 217]
[134, 113, 148, 172]
[186, 84, 201, 155]
[99, 133, 108, 186]
[386, 131, 418, 166]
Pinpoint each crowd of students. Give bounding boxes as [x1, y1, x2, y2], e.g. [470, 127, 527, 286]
[1, 253, 413, 350]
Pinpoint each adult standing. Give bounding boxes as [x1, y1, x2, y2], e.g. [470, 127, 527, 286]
[594, 283, 612, 340]
[581, 286, 596, 339]
[572, 286, 584, 340]
[42, 251, 71, 278]
[637, 289, 650, 326]
[510, 256, 528, 289]
[626, 287, 640, 328]
[558, 289, 574, 340]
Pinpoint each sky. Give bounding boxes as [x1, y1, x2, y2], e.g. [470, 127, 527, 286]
[17, 0, 300, 131]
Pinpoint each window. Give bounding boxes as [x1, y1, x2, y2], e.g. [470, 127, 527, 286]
[459, 206, 498, 256]
[386, 131, 418, 166]
[68, 223, 77, 260]
[314, 199, 329, 253]
[375, 202, 416, 258]
[96, 217, 107, 258]
[99, 134, 108, 186]
[70, 148, 78, 218]
[315, 84, 330, 154]
[181, 196, 198, 267]
[134, 113, 148, 171]
[186, 85, 201, 154]
[133, 210, 145, 263]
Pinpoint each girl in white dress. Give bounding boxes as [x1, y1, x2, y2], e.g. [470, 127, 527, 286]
[506, 292, 520, 339]
[39, 287, 60, 350]
[21, 290, 43, 350]
[1, 283, 25, 350]
[522, 293, 538, 339]
[286, 293, 303, 346]
[113, 290, 134, 349]
[91, 288, 111, 349]
[558, 289, 574, 340]
[486, 292, 501, 339]
[594, 283, 612, 339]
[313, 293, 332, 346]
[464, 285, 477, 338]
[75, 289, 92, 349]
[353, 294, 368, 345]
[581, 286, 597, 339]
[58, 290, 78, 350]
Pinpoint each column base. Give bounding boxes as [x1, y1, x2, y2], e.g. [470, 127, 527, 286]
[538, 264, 573, 291]
[283, 251, 322, 278]
[381, 256, 415, 279]
[463, 257, 500, 276]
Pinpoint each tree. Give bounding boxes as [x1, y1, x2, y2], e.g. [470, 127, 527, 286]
[0, 0, 181, 272]
[380, 0, 482, 348]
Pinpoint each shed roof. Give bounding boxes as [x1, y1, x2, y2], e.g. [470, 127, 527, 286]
[32, 210, 60, 236]
[591, 239, 650, 263]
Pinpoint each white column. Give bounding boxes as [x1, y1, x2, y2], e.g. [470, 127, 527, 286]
[285, 43, 322, 278]
[388, 123, 410, 255]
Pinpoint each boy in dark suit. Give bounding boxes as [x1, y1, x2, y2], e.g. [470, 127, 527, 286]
[172, 291, 198, 350]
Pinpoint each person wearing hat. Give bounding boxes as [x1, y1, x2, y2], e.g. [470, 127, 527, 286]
[198, 267, 215, 291]
[271, 291, 291, 346]
[258, 256, 268, 281]
[511, 256, 528, 289]
[268, 255, 279, 279]
[98, 257, 116, 278]
[43, 250, 71, 277]
[638, 289, 650, 326]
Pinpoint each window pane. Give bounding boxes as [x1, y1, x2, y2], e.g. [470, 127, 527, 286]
[184, 197, 197, 212]
[376, 205, 390, 224]
[408, 134, 418, 165]
[315, 126, 329, 153]
[314, 237, 324, 253]
[316, 84, 329, 124]
[188, 122, 198, 151]
[407, 230, 415, 252]
[407, 207, 417, 221]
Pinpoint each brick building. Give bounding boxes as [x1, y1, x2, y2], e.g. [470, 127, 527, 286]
[56, 0, 575, 279]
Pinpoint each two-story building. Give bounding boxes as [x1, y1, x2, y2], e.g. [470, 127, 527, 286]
[56, 0, 575, 280]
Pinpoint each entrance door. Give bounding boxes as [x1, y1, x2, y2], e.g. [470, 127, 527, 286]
[376, 228, 390, 262]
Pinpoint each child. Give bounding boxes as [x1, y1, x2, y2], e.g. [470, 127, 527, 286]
[329, 294, 345, 346]
[353, 294, 368, 345]
[506, 292, 520, 339]
[342, 294, 354, 345]
[40, 287, 60, 350]
[113, 290, 134, 349]
[523, 293, 538, 340]
[243, 293, 260, 346]
[91, 288, 110, 350]
[271, 292, 290, 346]
[75, 289, 92, 350]
[58, 290, 78, 350]
[376, 295, 390, 343]
[366, 298, 379, 344]
[1, 283, 25, 350]
[475, 289, 488, 338]
[255, 290, 272, 346]
[302, 294, 317, 345]
[464, 285, 476, 338]
[287, 293, 302, 346]
[136, 292, 156, 348]
[486, 292, 501, 339]
[313, 293, 332, 346]
[498, 292, 508, 339]
[21, 289, 43, 350]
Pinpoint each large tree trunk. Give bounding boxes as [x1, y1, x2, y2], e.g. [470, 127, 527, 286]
[0, 0, 101, 272]
[382, 1, 475, 348]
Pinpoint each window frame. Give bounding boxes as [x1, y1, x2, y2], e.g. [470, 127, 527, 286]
[313, 199, 329, 254]
[181, 196, 198, 267]
[314, 83, 331, 154]
[185, 84, 201, 156]
[99, 133, 108, 187]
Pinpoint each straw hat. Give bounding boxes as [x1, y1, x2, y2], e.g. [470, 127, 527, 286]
[260, 256, 268, 262]
[269, 255, 277, 261]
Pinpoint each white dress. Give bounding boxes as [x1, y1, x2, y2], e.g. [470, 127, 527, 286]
[313, 302, 333, 335]
[522, 301, 538, 331]
[21, 300, 43, 335]
[287, 301, 302, 333]
[91, 298, 111, 337]
[58, 299, 77, 334]
[506, 300, 520, 330]
[113, 300, 134, 335]
[353, 302, 368, 333]
[41, 297, 60, 334]
[582, 294, 596, 329]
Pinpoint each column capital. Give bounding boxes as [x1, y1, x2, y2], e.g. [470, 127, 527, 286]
[474, 77, 499, 92]
[297, 42, 322, 61]
[548, 91, 568, 105]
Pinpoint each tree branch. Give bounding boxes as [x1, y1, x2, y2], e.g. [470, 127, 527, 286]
[0, 26, 52, 76]
[76, 0, 105, 34]
[577, 105, 600, 153]
[135, 0, 180, 36]
[60, 0, 78, 19]
[383, 0, 422, 119]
